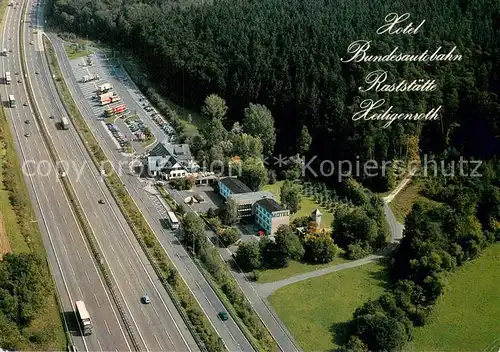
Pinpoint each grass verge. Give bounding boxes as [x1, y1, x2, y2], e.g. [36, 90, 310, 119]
[141, 132, 156, 147]
[63, 45, 92, 60]
[409, 243, 500, 352]
[43, 36, 224, 351]
[268, 260, 388, 351]
[0, 106, 66, 350]
[256, 256, 348, 284]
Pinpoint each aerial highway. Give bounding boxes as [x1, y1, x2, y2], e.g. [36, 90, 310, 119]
[22, 1, 200, 351]
[48, 34, 258, 351]
[1, 1, 131, 351]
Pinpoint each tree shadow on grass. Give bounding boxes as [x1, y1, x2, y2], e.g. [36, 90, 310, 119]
[329, 321, 351, 351]
[368, 265, 390, 289]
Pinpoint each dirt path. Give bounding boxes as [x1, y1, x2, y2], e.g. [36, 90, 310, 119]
[0, 213, 12, 259]
[383, 167, 418, 203]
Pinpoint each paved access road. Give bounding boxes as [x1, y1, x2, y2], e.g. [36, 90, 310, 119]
[25, 2, 200, 352]
[49, 35, 256, 352]
[1, 1, 131, 351]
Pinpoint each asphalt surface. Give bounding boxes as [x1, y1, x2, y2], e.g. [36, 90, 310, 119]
[1, 2, 131, 351]
[24, 2, 201, 352]
[49, 36, 256, 351]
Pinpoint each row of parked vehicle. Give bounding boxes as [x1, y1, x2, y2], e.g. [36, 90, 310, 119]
[151, 112, 176, 139]
[124, 118, 149, 141]
[106, 123, 129, 149]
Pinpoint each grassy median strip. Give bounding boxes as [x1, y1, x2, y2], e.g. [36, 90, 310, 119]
[43, 36, 225, 352]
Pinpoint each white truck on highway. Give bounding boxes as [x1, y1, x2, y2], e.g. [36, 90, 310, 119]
[5, 71, 11, 84]
[75, 301, 92, 336]
[98, 83, 113, 93]
[81, 73, 99, 83]
[2, 48, 6, 56]
[61, 116, 70, 130]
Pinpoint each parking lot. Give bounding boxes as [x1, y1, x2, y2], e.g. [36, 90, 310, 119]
[65, 48, 177, 151]
[105, 122, 131, 152]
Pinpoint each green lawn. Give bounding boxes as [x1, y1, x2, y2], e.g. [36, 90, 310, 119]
[124, 115, 140, 122]
[269, 261, 388, 351]
[257, 256, 348, 283]
[64, 46, 93, 60]
[141, 133, 156, 147]
[409, 243, 500, 352]
[263, 181, 334, 228]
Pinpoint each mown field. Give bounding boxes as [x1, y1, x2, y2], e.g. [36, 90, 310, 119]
[268, 261, 388, 351]
[409, 242, 500, 352]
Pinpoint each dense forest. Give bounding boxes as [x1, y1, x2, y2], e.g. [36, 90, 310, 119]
[50, 0, 500, 189]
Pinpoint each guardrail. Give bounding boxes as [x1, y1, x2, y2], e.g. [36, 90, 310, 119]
[41, 35, 212, 351]
[18, 5, 140, 350]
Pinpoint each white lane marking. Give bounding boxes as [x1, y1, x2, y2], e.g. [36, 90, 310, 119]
[153, 335, 162, 350]
[93, 293, 100, 308]
[139, 305, 147, 320]
[97, 339, 103, 352]
[104, 319, 111, 335]
[84, 270, 90, 283]
[164, 329, 174, 348]
[69, 262, 76, 278]
[151, 304, 160, 319]
[76, 249, 81, 261]
[78, 286, 83, 300]
[116, 257, 125, 273]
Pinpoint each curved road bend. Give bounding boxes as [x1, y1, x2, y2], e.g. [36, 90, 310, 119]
[2, 2, 131, 351]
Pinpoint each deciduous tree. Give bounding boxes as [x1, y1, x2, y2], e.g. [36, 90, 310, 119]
[201, 94, 228, 120]
[243, 103, 276, 154]
[235, 242, 261, 271]
[280, 180, 301, 214]
[240, 157, 268, 191]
